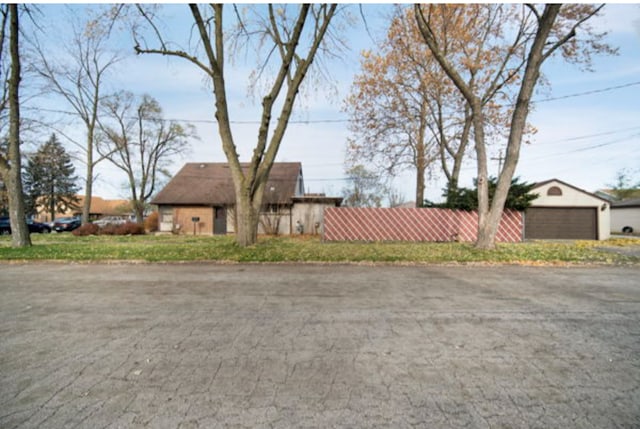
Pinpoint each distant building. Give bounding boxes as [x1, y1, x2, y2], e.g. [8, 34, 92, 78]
[611, 198, 640, 234]
[35, 195, 131, 222]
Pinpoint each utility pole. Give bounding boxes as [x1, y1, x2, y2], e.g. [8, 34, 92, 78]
[491, 149, 504, 173]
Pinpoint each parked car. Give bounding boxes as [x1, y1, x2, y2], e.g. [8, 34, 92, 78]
[27, 219, 52, 233]
[0, 216, 9, 235]
[93, 216, 127, 227]
[53, 217, 81, 232]
[0, 216, 52, 234]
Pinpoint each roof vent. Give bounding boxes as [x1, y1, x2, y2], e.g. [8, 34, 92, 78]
[199, 164, 206, 169]
[547, 186, 562, 196]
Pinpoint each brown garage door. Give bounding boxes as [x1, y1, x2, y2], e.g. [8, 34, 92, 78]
[525, 207, 597, 240]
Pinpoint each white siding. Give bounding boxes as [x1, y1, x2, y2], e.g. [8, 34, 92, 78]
[611, 207, 640, 233]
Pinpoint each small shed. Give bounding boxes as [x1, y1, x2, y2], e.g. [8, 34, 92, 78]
[611, 198, 640, 234]
[525, 179, 610, 241]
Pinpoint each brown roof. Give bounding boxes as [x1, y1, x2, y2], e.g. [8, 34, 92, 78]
[74, 196, 130, 215]
[151, 162, 303, 206]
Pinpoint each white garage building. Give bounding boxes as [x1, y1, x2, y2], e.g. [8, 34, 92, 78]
[525, 179, 610, 241]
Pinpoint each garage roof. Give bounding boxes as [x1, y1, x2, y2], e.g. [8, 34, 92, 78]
[611, 198, 640, 208]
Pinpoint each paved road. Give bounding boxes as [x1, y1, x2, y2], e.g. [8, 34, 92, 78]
[1, 263, 639, 428]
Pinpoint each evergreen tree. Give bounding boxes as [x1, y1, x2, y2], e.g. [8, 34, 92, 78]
[430, 177, 538, 212]
[24, 134, 79, 220]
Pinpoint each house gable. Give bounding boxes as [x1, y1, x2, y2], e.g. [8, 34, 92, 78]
[530, 179, 608, 207]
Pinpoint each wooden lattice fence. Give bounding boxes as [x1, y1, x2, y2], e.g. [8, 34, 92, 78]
[323, 208, 523, 242]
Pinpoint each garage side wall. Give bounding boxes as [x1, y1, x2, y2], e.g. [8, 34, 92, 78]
[530, 182, 610, 240]
[611, 207, 640, 233]
[323, 208, 522, 242]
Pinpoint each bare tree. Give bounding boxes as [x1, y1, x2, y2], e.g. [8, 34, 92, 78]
[346, 7, 463, 207]
[98, 91, 195, 224]
[133, 4, 339, 246]
[607, 168, 640, 200]
[346, 6, 520, 208]
[415, 4, 616, 249]
[341, 164, 388, 208]
[33, 6, 122, 224]
[0, 5, 31, 246]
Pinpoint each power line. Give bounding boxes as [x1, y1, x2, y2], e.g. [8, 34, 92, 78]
[525, 133, 640, 161]
[455, 131, 639, 172]
[533, 125, 640, 145]
[533, 81, 640, 104]
[22, 106, 348, 125]
[22, 80, 640, 125]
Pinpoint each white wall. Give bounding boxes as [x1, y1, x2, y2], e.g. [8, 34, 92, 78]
[291, 202, 333, 235]
[158, 206, 174, 233]
[611, 207, 640, 233]
[531, 181, 610, 240]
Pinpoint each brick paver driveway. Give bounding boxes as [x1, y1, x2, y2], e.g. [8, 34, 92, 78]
[1, 263, 639, 428]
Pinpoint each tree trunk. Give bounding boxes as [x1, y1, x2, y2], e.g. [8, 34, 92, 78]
[447, 108, 472, 202]
[475, 5, 561, 249]
[49, 184, 55, 221]
[82, 129, 95, 225]
[415, 105, 428, 207]
[6, 5, 31, 247]
[469, 98, 493, 250]
[133, 200, 145, 224]
[82, 173, 92, 224]
[415, 153, 425, 208]
[415, 169, 425, 208]
[234, 188, 259, 247]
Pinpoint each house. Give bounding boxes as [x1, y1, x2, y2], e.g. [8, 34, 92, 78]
[610, 198, 640, 234]
[151, 162, 342, 235]
[525, 179, 610, 240]
[595, 188, 640, 202]
[35, 195, 131, 223]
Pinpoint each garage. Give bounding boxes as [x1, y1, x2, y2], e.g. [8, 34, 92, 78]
[525, 179, 609, 241]
[525, 207, 597, 240]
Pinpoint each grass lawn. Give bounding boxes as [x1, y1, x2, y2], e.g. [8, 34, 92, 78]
[0, 233, 639, 265]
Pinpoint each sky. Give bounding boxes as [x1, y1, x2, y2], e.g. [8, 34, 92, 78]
[28, 4, 640, 204]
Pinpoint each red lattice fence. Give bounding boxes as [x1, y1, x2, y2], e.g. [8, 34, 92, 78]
[323, 208, 523, 242]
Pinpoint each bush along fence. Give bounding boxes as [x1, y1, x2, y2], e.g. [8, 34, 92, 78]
[323, 207, 523, 242]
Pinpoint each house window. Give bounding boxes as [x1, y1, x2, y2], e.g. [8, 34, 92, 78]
[265, 204, 281, 214]
[547, 186, 563, 196]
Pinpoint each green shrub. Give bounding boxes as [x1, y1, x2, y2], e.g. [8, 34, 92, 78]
[72, 223, 100, 236]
